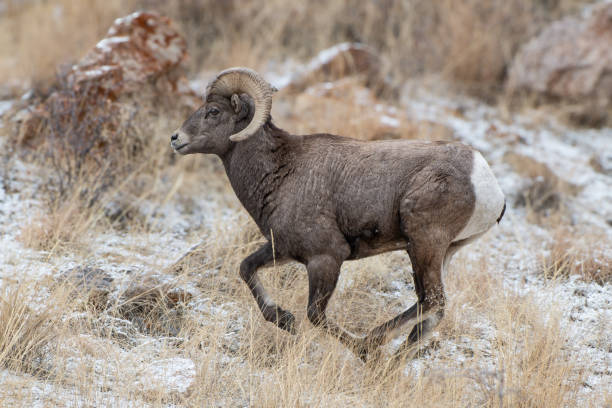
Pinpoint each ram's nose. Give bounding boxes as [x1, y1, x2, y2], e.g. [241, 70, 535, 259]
[171, 133, 178, 142]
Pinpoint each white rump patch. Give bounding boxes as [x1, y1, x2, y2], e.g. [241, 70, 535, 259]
[454, 151, 505, 242]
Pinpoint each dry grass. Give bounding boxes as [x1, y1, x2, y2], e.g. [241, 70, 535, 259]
[0, 0, 130, 88]
[540, 229, 612, 285]
[0, 283, 69, 375]
[7, 256, 579, 407]
[2, 171, 607, 406]
[0, 0, 588, 92]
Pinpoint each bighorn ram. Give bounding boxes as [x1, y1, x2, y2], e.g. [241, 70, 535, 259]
[171, 67, 505, 361]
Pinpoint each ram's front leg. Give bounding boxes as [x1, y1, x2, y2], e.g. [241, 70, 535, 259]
[305, 253, 364, 356]
[239, 242, 295, 334]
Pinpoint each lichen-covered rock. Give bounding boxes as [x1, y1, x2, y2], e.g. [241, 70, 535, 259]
[17, 11, 199, 147]
[71, 11, 190, 98]
[507, 3, 612, 105]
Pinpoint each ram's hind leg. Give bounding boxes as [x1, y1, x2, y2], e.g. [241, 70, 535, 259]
[240, 242, 295, 334]
[359, 239, 447, 361]
[399, 233, 486, 360]
[399, 242, 460, 358]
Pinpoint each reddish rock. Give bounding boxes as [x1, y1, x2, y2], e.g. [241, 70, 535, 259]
[17, 11, 199, 147]
[286, 43, 384, 93]
[71, 11, 190, 97]
[507, 3, 612, 104]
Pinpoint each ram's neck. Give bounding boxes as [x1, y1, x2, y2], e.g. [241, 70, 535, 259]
[221, 121, 293, 237]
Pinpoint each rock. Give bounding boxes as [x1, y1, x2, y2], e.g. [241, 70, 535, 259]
[70, 11, 190, 98]
[59, 265, 114, 311]
[16, 11, 200, 148]
[116, 279, 193, 336]
[507, 3, 612, 106]
[285, 43, 385, 94]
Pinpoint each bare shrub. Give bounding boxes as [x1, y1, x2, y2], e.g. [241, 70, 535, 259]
[14, 72, 183, 250]
[22, 74, 143, 202]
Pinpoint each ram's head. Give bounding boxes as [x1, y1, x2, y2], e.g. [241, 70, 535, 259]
[171, 67, 276, 155]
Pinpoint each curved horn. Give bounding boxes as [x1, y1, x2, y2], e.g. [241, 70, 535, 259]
[205, 67, 276, 142]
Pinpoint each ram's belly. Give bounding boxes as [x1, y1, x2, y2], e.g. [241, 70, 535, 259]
[346, 237, 408, 260]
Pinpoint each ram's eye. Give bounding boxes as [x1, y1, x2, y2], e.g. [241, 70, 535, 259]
[208, 107, 220, 117]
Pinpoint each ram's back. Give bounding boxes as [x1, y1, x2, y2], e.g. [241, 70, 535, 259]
[280, 135, 476, 259]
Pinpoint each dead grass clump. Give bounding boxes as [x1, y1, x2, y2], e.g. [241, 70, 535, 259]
[168, 210, 263, 279]
[540, 230, 612, 285]
[516, 178, 564, 217]
[111, 280, 192, 337]
[0, 284, 66, 376]
[17, 174, 130, 253]
[18, 199, 91, 253]
[489, 293, 579, 407]
[504, 151, 581, 224]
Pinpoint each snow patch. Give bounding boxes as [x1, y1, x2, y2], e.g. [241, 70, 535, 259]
[138, 358, 196, 395]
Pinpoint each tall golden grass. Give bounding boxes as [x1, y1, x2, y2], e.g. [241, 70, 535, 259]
[1, 226, 602, 406]
[0, 0, 588, 92]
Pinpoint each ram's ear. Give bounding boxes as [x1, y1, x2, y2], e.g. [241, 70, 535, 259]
[231, 93, 253, 122]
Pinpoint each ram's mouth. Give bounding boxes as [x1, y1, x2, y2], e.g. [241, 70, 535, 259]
[173, 143, 189, 151]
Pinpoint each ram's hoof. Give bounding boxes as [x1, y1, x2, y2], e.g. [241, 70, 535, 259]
[276, 310, 296, 335]
[353, 340, 375, 363]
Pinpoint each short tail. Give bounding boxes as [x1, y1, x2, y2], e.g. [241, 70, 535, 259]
[496, 200, 506, 224]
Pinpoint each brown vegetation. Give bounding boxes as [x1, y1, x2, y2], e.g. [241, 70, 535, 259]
[0, 0, 588, 93]
[540, 229, 612, 285]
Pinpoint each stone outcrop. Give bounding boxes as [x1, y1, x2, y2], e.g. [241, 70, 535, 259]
[70, 11, 192, 98]
[507, 3, 612, 105]
[17, 11, 199, 147]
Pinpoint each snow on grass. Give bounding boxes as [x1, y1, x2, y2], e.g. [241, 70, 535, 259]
[137, 357, 196, 395]
[1, 76, 610, 405]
